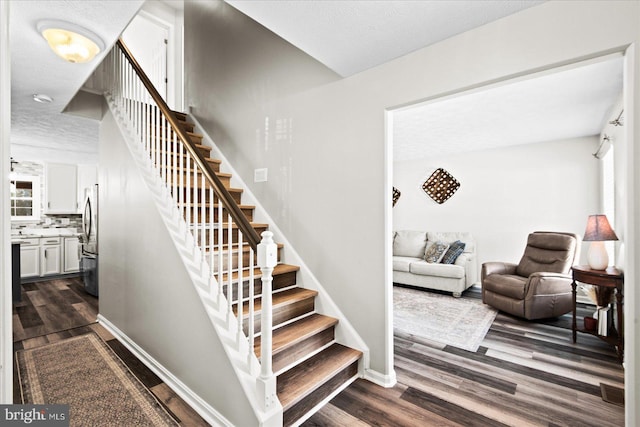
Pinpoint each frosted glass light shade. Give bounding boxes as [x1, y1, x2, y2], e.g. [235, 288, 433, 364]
[38, 20, 104, 63]
[587, 241, 609, 270]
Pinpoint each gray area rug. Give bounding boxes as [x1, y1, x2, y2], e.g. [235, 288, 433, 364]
[394, 286, 498, 352]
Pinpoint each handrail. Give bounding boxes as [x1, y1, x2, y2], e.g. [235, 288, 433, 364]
[115, 39, 261, 251]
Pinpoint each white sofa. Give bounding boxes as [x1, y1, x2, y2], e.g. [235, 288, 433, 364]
[393, 230, 478, 297]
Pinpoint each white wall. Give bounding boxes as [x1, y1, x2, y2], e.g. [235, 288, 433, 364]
[184, 2, 640, 421]
[0, 0, 12, 404]
[393, 137, 600, 270]
[98, 110, 258, 427]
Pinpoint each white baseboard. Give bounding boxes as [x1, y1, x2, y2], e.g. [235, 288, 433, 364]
[363, 368, 397, 388]
[97, 315, 233, 427]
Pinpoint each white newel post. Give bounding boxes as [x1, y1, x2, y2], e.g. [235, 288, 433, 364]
[257, 231, 277, 411]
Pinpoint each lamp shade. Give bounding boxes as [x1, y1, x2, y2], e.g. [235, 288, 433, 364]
[583, 214, 618, 241]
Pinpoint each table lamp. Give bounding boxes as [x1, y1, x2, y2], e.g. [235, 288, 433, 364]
[583, 214, 618, 270]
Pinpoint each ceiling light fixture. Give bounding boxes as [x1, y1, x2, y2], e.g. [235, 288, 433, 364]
[37, 20, 104, 64]
[32, 93, 53, 104]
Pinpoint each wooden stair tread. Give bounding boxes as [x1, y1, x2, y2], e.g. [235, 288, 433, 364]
[191, 222, 267, 229]
[173, 111, 188, 120]
[163, 165, 229, 176]
[180, 184, 244, 193]
[277, 343, 362, 410]
[240, 288, 318, 316]
[185, 202, 254, 210]
[176, 170, 232, 179]
[255, 313, 338, 357]
[221, 263, 299, 283]
[152, 148, 222, 165]
[206, 242, 284, 254]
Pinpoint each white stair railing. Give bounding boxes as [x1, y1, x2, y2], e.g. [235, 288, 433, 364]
[102, 40, 277, 417]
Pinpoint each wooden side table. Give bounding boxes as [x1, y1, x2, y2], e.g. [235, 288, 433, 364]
[571, 265, 624, 362]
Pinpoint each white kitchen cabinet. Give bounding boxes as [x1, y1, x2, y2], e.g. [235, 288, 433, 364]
[40, 237, 62, 276]
[76, 164, 97, 213]
[19, 239, 40, 278]
[64, 237, 80, 273]
[45, 163, 78, 214]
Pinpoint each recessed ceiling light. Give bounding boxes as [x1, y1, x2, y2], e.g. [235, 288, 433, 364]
[37, 20, 104, 64]
[32, 94, 53, 103]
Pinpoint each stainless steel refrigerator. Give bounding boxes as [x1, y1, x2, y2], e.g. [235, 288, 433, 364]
[81, 184, 98, 296]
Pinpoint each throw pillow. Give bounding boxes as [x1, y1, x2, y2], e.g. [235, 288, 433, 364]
[441, 240, 466, 264]
[424, 241, 449, 263]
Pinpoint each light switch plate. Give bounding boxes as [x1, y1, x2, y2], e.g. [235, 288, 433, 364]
[254, 168, 268, 182]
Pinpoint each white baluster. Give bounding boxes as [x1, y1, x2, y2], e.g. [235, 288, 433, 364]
[256, 231, 277, 411]
[247, 248, 255, 369]
[185, 150, 191, 239]
[201, 173, 206, 270]
[173, 129, 178, 209]
[237, 230, 244, 344]
[217, 200, 224, 305]
[194, 160, 199, 249]
[227, 214, 233, 323]
[209, 186, 215, 295]
[178, 138, 184, 222]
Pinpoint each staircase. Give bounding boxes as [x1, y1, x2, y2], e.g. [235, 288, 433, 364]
[102, 41, 362, 426]
[171, 112, 362, 426]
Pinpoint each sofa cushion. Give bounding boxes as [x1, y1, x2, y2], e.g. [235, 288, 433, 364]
[427, 232, 475, 253]
[410, 261, 465, 278]
[441, 240, 466, 264]
[424, 241, 449, 263]
[392, 256, 418, 273]
[393, 230, 428, 258]
[483, 274, 528, 300]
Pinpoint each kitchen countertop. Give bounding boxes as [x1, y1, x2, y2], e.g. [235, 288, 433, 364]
[11, 228, 81, 243]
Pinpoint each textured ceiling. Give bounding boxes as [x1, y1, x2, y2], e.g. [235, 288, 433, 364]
[226, 0, 544, 77]
[9, 0, 143, 163]
[12, 0, 615, 166]
[392, 56, 623, 161]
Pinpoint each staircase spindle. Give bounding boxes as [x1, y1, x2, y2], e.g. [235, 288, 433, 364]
[217, 200, 224, 304]
[247, 249, 255, 368]
[185, 151, 191, 236]
[201, 173, 206, 270]
[172, 129, 178, 211]
[209, 186, 215, 294]
[227, 215, 233, 322]
[237, 230, 244, 343]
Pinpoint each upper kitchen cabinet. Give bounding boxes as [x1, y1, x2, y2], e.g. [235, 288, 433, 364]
[10, 174, 41, 221]
[76, 164, 98, 213]
[45, 163, 78, 214]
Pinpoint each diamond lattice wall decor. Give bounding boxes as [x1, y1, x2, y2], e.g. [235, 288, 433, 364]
[392, 187, 401, 207]
[422, 168, 460, 204]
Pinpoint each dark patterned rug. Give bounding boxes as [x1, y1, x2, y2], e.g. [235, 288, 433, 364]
[16, 333, 177, 426]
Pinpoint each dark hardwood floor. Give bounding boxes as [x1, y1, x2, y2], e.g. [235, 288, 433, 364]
[14, 279, 624, 426]
[12, 277, 209, 426]
[303, 285, 625, 427]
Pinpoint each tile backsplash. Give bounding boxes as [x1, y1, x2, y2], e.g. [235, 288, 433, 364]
[10, 160, 82, 232]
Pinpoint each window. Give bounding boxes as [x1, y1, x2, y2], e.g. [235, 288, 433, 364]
[601, 146, 615, 264]
[10, 174, 41, 221]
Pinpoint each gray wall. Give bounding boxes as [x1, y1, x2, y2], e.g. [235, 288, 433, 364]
[183, 1, 640, 420]
[98, 110, 257, 426]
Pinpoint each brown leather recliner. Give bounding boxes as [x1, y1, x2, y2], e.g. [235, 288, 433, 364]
[482, 232, 580, 320]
